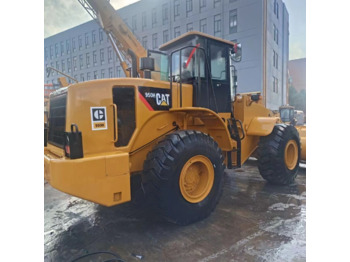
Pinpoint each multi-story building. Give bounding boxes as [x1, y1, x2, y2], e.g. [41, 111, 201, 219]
[44, 0, 289, 110]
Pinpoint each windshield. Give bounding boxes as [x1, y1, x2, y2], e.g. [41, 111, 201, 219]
[280, 108, 292, 122]
[171, 46, 206, 83]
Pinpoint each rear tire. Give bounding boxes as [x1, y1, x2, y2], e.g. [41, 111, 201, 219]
[142, 130, 225, 225]
[258, 124, 301, 185]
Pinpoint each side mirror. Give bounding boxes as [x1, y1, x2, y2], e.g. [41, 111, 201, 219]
[140, 57, 155, 71]
[231, 43, 242, 62]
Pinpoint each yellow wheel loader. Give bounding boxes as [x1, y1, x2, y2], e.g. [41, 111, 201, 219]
[44, 0, 301, 225]
[279, 105, 306, 162]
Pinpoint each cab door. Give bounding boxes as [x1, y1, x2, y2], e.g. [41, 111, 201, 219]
[208, 41, 231, 113]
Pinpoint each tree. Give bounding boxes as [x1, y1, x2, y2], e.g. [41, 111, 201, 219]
[289, 85, 306, 113]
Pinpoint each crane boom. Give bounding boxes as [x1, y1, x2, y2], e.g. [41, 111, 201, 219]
[77, 0, 147, 77]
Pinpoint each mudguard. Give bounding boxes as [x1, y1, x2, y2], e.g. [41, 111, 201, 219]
[246, 117, 279, 136]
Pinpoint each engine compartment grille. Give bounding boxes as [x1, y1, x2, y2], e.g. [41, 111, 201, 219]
[48, 92, 67, 148]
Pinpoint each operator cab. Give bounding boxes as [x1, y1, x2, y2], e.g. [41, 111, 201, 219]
[279, 105, 296, 124]
[156, 31, 241, 113]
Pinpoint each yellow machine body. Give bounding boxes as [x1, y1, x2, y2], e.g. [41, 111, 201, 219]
[44, 76, 278, 206]
[45, 0, 301, 211]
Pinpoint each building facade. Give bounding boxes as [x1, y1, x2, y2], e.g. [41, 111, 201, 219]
[44, 0, 289, 110]
[288, 58, 306, 92]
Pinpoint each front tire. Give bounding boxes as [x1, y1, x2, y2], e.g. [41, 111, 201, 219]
[142, 130, 225, 225]
[258, 124, 301, 185]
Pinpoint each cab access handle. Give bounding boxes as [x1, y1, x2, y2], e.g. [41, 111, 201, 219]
[111, 104, 118, 143]
[236, 119, 245, 140]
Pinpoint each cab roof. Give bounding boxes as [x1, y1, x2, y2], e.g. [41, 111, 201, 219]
[159, 31, 236, 51]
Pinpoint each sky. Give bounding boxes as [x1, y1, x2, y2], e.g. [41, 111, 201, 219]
[44, 0, 139, 38]
[44, 0, 306, 60]
[283, 0, 306, 59]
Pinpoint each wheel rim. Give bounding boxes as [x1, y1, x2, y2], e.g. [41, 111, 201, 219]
[179, 155, 214, 203]
[284, 140, 298, 170]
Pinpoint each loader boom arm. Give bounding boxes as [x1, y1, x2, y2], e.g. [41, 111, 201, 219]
[77, 0, 147, 77]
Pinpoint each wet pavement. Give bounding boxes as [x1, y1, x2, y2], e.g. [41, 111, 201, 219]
[44, 159, 306, 262]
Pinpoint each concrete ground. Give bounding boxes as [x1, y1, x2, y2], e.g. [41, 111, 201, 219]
[44, 159, 306, 262]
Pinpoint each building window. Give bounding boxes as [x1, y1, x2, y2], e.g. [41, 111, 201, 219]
[73, 56, 77, 71]
[109, 67, 113, 78]
[94, 71, 98, 79]
[86, 53, 90, 68]
[274, 0, 279, 19]
[273, 50, 278, 69]
[174, 26, 181, 38]
[174, 0, 180, 19]
[229, 9, 238, 34]
[214, 0, 221, 8]
[79, 55, 83, 69]
[67, 58, 71, 72]
[60, 42, 64, 56]
[93, 51, 97, 66]
[273, 24, 279, 44]
[87, 72, 91, 80]
[101, 69, 105, 78]
[108, 47, 113, 63]
[152, 8, 157, 28]
[45, 48, 48, 61]
[214, 14, 221, 36]
[68, 39, 72, 54]
[92, 30, 96, 45]
[78, 35, 82, 50]
[56, 61, 60, 71]
[116, 66, 121, 77]
[80, 73, 85, 81]
[142, 36, 148, 49]
[152, 33, 158, 49]
[62, 60, 65, 72]
[186, 0, 192, 17]
[162, 4, 169, 25]
[132, 15, 137, 32]
[71, 38, 75, 52]
[85, 33, 89, 48]
[273, 76, 279, 93]
[99, 28, 104, 42]
[163, 30, 169, 43]
[50, 62, 55, 75]
[229, 0, 237, 3]
[55, 43, 59, 57]
[142, 12, 147, 31]
[200, 19, 207, 33]
[199, 0, 206, 12]
[100, 49, 105, 64]
[187, 23, 193, 32]
[50, 46, 53, 59]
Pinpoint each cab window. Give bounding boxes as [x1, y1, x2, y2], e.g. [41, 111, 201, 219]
[210, 44, 227, 81]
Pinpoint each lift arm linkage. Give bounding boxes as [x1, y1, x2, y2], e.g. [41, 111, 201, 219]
[77, 0, 147, 77]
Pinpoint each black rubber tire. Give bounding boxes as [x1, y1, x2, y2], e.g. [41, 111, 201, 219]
[257, 124, 301, 185]
[142, 130, 225, 225]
